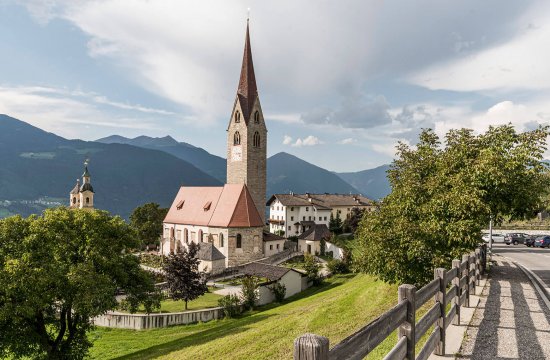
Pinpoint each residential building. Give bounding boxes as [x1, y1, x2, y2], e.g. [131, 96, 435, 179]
[266, 193, 375, 236]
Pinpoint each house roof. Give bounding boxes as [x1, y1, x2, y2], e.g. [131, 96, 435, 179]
[240, 262, 301, 281]
[198, 243, 226, 261]
[263, 231, 285, 242]
[164, 184, 263, 228]
[70, 181, 80, 195]
[267, 193, 374, 208]
[236, 21, 258, 123]
[298, 224, 332, 241]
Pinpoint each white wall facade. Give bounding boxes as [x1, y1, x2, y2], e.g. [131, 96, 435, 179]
[263, 240, 286, 257]
[269, 198, 330, 237]
[325, 241, 344, 260]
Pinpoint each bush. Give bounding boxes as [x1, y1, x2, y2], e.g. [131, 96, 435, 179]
[327, 259, 349, 274]
[270, 282, 286, 303]
[218, 294, 241, 318]
[303, 253, 321, 285]
[240, 276, 259, 310]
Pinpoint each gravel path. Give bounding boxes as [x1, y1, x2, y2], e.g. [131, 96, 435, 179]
[459, 256, 550, 359]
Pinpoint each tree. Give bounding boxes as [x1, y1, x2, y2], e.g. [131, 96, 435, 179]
[355, 125, 550, 286]
[240, 276, 259, 310]
[269, 282, 286, 303]
[329, 212, 343, 234]
[130, 203, 168, 249]
[303, 253, 321, 285]
[0, 208, 160, 360]
[343, 207, 366, 234]
[163, 242, 208, 310]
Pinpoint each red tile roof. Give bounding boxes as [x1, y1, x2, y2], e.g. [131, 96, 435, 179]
[164, 184, 263, 228]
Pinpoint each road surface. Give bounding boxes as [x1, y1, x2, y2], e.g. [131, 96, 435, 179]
[492, 243, 550, 290]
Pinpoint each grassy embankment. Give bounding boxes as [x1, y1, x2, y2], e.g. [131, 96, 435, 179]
[90, 273, 409, 359]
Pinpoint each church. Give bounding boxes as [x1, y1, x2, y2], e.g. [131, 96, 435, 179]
[160, 21, 285, 270]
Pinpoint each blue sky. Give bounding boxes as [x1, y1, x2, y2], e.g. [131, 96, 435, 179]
[1, 1, 549, 172]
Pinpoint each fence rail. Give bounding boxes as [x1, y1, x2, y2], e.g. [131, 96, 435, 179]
[293, 244, 487, 360]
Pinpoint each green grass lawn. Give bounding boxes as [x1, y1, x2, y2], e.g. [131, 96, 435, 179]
[123, 289, 222, 313]
[89, 274, 402, 359]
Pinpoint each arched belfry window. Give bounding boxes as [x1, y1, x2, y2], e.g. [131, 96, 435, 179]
[235, 111, 241, 123]
[234, 131, 241, 145]
[219, 233, 224, 247]
[254, 111, 260, 124]
[253, 131, 260, 147]
[236, 234, 242, 248]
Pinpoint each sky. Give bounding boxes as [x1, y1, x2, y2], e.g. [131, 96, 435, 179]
[1, 0, 550, 172]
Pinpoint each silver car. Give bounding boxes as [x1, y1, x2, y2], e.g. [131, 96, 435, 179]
[482, 233, 505, 243]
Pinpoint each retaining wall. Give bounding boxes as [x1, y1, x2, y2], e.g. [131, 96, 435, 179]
[93, 307, 223, 330]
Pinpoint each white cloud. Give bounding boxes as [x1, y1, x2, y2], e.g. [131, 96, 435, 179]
[282, 135, 293, 145]
[292, 135, 322, 147]
[339, 138, 356, 145]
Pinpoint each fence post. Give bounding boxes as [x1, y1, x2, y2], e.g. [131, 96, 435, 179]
[481, 244, 487, 274]
[452, 259, 461, 325]
[434, 268, 446, 356]
[462, 254, 470, 307]
[398, 284, 416, 360]
[469, 253, 476, 295]
[294, 333, 329, 360]
[475, 248, 481, 286]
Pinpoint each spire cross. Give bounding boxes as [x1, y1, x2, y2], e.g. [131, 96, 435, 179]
[247, 7, 250, 21]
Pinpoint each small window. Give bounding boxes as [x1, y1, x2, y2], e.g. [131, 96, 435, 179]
[276, 244, 280, 249]
[234, 131, 241, 145]
[184, 229, 189, 243]
[288, 226, 291, 230]
[291, 216, 294, 221]
[324, 217, 327, 221]
[306, 207, 309, 211]
[236, 234, 242, 248]
[176, 199, 184, 210]
[254, 111, 260, 124]
[291, 207, 294, 211]
[253, 131, 260, 147]
[271, 206, 274, 210]
[303, 216, 305, 221]
[198, 230, 203, 242]
[309, 216, 312, 221]
[86, 197, 90, 204]
[220, 233, 224, 247]
[270, 244, 273, 250]
[72, 197, 76, 204]
[235, 110, 241, 123]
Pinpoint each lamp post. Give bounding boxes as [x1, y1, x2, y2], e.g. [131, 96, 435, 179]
[488, 215, 493, 262]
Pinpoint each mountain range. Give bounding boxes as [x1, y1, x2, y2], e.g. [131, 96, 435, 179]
[0, 115, 391, 219]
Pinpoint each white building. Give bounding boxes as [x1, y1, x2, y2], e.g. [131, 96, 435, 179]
[266, 193, 375, 237]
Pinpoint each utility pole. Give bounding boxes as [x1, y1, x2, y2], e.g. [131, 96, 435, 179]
[488, 215, 493, 262]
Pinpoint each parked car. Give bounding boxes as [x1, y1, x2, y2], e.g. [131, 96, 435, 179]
[534, 235, 550, 248]
[482, 233, 505, 243]
[525, 235, 538, 247]
[504, 233, 529, 245]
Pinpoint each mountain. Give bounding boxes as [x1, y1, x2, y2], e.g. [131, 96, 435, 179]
[96, 135, 226, 182]
[267, 152, 360, 196]
[337, 164, 391, 200]
[0, 115, 221, 219]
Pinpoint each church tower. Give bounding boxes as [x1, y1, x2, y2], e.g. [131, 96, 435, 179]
[69, 161, 95, 210]
[227, 20, 267, 223]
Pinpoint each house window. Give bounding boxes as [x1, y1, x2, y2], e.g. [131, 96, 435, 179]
[235, 110, 241, 123]
[219, 233, 224, 247]
[324, 217, 327, 221]
[288, 226, 291, 230]
[303, 216, 305, 221]
[236, 234, 242, 248]
[306, 207, 309, 211]
[270, 244, 273, 250]
[271, 206, 274, 210]
[291, 216, 294, 221]
[254, 111, 260, 124]
[234, 131, 241, 145]
[291, 207, 294, 211]
[86, 197, 90, 204]
[309, 216, 312, 221]
[253, 131, 260, 147]
[276, 244, 280, 249]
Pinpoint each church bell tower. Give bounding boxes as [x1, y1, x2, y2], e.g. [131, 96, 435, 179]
[226, 20, 267, 223]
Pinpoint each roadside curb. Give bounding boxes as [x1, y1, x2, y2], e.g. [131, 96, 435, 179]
[513, 261, 550, 311]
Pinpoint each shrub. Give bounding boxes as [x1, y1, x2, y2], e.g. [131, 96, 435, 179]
[270, 282, 286, 303]
[218, 294, 241, 318]
[304, 253, 321, 285]
[327, 259, 349, 274]
[240, 276, 259, 310]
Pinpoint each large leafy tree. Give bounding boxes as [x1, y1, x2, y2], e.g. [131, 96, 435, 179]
[163, 242, 208, 310]
[130, 203, 168, 248]
[0, 207, 160, 359]
[355, 125, 550, 286]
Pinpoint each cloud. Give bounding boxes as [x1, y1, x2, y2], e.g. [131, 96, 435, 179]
[338, 138, 356, 145]
[292, 135, 322, 147]
[301, 94, 392, 129]
[282, 135, 293, 145]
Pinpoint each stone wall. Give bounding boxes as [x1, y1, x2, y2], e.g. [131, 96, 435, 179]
[93, 307, 223, 330]
[227, 227, 264, 266]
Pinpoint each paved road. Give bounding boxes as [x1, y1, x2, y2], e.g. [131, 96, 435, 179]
[491, 243, 550, 289]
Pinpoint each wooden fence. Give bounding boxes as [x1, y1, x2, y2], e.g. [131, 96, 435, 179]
[293, 244, 487, 360]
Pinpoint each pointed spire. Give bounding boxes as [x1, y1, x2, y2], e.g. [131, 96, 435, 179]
[236, 19, 258, 122]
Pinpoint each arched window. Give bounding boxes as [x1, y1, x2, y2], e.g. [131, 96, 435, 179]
[184, 228, 189, 244]
[236, 234, 242, 248]
[253, 131, 260, 147]
[254, 111, 260, 124]
[219, 233, 224, 247]
[72, 197, 76, 204]
[234, 131, 241, 145]
[198, 229, 203, 243]
[86, 197, 90, 204]
[170, 228, 175, 239]
[235, 111, 241, 123]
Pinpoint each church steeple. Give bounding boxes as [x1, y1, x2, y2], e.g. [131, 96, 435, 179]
[236, 20, 258, 123]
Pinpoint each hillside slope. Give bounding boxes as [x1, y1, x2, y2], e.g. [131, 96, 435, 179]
[0, 115, 221, 219]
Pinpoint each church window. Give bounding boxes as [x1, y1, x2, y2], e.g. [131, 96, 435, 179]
[234, 131, 241, 145]
[254, 111, 260, 124]
[236, 234, 242, 248]
[86, 197, 90, 204]
[253, 131, 260, 147]
[219, 233, 224, 247]
[235, 111, 241, 123]
[198, 229, 203, 242]
[176, 230, 181, 241]
[72, 197, 76, 204]
[184, 229, 189, 243]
